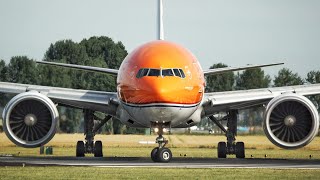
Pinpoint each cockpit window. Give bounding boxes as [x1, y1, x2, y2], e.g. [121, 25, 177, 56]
[162, 69, 174, 76]
[173, 69, 181, 77]
[148, 69, 161, 76]
[136, 69, 143, 78]
[179, 69, 186, 78]
[136, 68, 149, 78]
[136, 68, 186, 78]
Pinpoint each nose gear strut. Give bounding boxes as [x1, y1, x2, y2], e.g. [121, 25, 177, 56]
[150, 122, 172, 162]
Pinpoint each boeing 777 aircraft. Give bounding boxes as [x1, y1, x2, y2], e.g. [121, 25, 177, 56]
[1, 0, 320, 162]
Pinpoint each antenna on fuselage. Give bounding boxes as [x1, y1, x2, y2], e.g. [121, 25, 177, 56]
[157, 0, 164, 40]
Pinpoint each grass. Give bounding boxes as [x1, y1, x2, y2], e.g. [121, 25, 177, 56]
[0, 133, 319, 159]
[0, 167, 320, 180]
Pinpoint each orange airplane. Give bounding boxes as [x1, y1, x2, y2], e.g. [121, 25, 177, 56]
[1, 0, 320, 162]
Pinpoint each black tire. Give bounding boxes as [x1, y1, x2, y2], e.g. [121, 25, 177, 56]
[235, 142, 245, 158]
[151, 147, 159, 162]
[217, 142, 227, 158]
[157, 148, 172, 163]
[94, 141, 103, 157]
[76, 141, 85, 157]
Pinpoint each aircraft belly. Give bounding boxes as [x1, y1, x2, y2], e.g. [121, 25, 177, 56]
[120, 103, 199, 128]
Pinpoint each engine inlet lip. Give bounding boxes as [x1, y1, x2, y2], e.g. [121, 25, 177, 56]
[263, 93, 319, 149]
[3, 91, 59, 148]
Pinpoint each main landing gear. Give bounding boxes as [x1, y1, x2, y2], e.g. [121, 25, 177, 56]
[76, 109, 112, 157]
[209, 110, 245, 159]
[150, 123, 172, 163]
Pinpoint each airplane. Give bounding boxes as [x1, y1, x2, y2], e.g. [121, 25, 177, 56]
[1, 0, 320, 162]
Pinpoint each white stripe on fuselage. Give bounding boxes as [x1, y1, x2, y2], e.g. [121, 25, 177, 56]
[121, 101, 200, 108]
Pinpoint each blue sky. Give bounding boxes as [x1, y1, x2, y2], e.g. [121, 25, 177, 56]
[0, 0, 320, 78]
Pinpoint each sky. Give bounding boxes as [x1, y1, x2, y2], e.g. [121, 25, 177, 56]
[0, 0, 320, 78]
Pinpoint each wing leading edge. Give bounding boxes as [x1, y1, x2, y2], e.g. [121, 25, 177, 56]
[35, 61, 119, 75]
[203, 62, 284, 76]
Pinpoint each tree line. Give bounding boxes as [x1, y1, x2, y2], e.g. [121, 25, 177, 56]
[1, 36, 320, 134]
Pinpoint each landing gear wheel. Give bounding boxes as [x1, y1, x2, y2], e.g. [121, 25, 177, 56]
[157, 148, 172, 163]
[235, 142, 245, 158]
[76, 141, 85, 157]
[217, 142, 227, 158]
[94, 141, 103, 157]
[151, 147, 159, 162]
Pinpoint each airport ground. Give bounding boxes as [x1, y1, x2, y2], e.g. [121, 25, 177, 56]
[0, 133, 320, 179]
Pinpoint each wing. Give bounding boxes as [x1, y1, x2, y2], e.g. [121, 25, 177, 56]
[0, 82, 119, 116]
[35, 61, 119, 75]
[202, 84, 320, 116]
[203, 62, 283, 76]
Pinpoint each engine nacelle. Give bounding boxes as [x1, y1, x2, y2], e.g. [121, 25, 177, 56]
[263, 93, 319, 149]
[2, 91, 59, 148]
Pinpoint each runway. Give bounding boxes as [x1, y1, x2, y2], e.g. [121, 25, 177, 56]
[1, 156, 320, 169]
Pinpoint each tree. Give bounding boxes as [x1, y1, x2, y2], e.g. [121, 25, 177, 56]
[0, 59, 8, 81]
[205, 63, 234, 92]
[306, 71, 320, 84]
[80, 36, 126, 69]
[40, 40, 87, 88]
[6, 56, 39, 84]
[235, 68, 271, 134]
[79, 36, 127, 92]
[41, 37, 128, 92]
[235, 68, 271, 90]
[38, 36, 130, 134]
[273, 68, 304, 87]
[306, 70, 320, 111]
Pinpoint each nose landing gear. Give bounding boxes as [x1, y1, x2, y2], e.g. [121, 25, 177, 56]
[150, 123, 172, 163]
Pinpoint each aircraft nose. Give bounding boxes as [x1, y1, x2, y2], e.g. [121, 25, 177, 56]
[118, 77, 203, 105]
[143, 77, 202, 104]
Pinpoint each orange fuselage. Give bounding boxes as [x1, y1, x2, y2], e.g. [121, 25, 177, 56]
[117, 40, 205, 105]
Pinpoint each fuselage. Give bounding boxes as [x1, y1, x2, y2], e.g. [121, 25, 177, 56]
[117, 40, 205, 128]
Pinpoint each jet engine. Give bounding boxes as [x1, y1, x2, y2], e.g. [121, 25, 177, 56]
[2, 91, 59, 148]
[263, 93, 319, 149]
